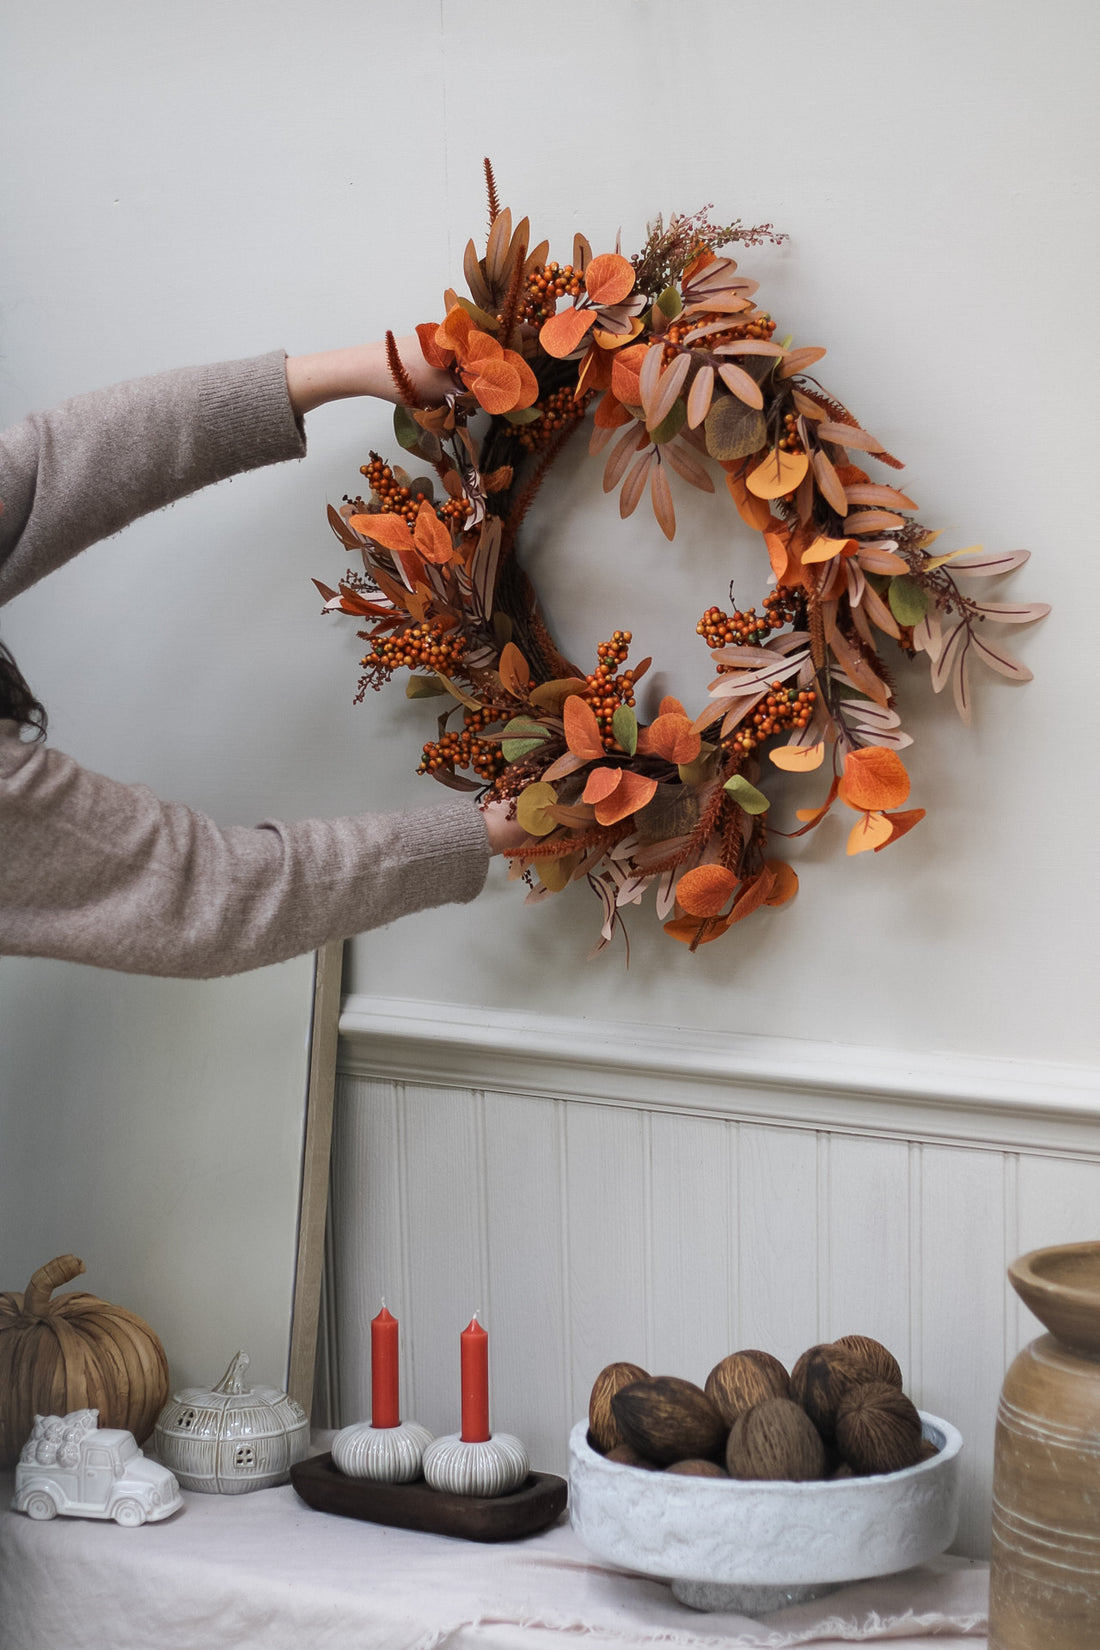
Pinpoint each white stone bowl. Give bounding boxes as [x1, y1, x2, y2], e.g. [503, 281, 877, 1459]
[568, 1413, 962, 1615]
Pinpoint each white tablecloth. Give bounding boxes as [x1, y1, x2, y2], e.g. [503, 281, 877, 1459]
[0, 1471, 988, 1650]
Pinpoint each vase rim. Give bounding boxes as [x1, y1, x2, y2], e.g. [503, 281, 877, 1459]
[1009, 1242, 1100, 1353]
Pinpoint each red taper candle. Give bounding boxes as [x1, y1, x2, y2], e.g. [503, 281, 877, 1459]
[371, 1303, 400, 1429]
[460, 1314, 490, 1442]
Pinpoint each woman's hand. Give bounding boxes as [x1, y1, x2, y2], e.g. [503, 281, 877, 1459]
[284, 337, 454, 417]
[482, 799, 529, 857]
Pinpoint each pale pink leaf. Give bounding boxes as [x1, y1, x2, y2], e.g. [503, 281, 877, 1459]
[969, 629, 1034, 681]
[930, 619, 965, 693]
[717, 362, 764, 409]
[686, 364, 715, 429]
[945, 548, 1031, 577]
[661, 435, 715, 492]
[648, 352, 691, 431]
[968, 600, 1051, 625]
[602, 421, 648, 493]
[620, 448, 656, 518]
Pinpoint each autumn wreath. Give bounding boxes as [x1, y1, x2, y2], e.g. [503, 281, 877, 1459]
[316, 162, 1047, 954]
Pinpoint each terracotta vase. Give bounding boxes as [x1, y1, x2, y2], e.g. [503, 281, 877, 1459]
[989, 1242, 1100, 1650]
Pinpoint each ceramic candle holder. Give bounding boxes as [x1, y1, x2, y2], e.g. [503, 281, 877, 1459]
[421, 1432, 529, 1498]
[331, 1419, 433, 1484]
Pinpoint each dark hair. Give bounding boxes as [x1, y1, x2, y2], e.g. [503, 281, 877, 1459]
[0, 637, 47, 740]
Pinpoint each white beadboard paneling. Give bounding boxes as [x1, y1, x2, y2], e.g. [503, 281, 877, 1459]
[646, 1112, 737, 1386]
[1013, 1155, 1100, 1352]
[823, 1134, 914, 1379]
[482, 1090, 568, 1471]
[737, 1127, 821, 1373]
[399, 1084, 486, 1439]
[329, 1077, 403, 1428]
[917, 1147, 1009, 1560]
[563, 1102, 649, 1423]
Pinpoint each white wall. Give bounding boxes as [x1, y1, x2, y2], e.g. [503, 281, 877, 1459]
[1, 0, 1097, 1533]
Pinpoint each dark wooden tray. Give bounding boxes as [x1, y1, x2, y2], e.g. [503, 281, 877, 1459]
[290, 1452, 568, 1542]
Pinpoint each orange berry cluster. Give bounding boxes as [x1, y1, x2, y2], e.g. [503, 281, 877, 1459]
[360, 454, 433, 525]
[663, 313, 778, 350]
[517, 385, 595, 452]
[729, 685, 817, 755]
[418, 728, 504, 782]
[777, 411, 803, 454]
[583, 631, 638, 749]
[697, 588, 801, 655]
[522, 262, 585, 325]
[360, 621, 467, 689]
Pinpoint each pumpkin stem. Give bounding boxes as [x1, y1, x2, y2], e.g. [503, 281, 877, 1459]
[213, 1350, 251, 1395]
[23, 1255, 85, 1317]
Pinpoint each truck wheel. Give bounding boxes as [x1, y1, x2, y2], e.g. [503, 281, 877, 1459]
[24, 1491, 58, 1520]
[112, 1499, 146, 1527]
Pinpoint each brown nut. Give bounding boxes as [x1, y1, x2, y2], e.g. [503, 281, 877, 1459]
[725, 1397, 826, 1482]
[704, 1350, 790, 1426]
[834, 1380, 924, 1475]
[665, 1458, 729, 1477]
[832, 1334, 903, 1389]
[789, 1343, 869, 1443]
[588, 1361, 649, 1453]
[605, 1442, 662, 1470]
[611, 1375, 726, 1467]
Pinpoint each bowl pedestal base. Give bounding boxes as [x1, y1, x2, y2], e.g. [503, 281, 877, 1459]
[671, 1578, 838, 1615]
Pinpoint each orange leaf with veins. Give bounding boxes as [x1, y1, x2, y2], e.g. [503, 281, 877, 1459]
[838, 747, 911, 812]
[582, 766, 623, 805]
[413, 500, 454, 564]
[417, 321, 452, 370]
[540, 306, 596, 358]
[350, 512, 414, 554]
[764, 861, 799, 904]
[583, 252, 636, 306]
[677, 864, 738, 917]
[874, 807, 926, 851]
[592, 768, 658, 825]
[846, 810, 894, 855]
[611, 343, 648, 407]
[638, 712, 701, 764]
[563, 694, 604, 759]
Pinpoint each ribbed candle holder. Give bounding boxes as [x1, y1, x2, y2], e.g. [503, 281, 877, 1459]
[331, 1419, 433, 1484]
[421, 1432, 529, 1498]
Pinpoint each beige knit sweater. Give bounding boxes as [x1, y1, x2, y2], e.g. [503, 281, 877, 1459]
[0, 352, 489, 977]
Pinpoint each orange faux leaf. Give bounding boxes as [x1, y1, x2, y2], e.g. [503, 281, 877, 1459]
[611, 343, 648, 407]
[746, 448, 810, 499]
[563, 694, 604, 759]
[437, 307, 474, 355]
[582, 765, 623, 805]
[417, 320, 451, 370]
[503, 347, 540, 408]
[638, 712, 701, 764]
[593, 769, 658, 825]
[874, 807, 926, 850]
[726, 471, 774, 533]
[838, 747, 911, 812]
[594, 390, 631, 430]
[413, 501, 454, 564]
[499, 641, 532, 696]
[540, 305, 597, 358]
[792, 775, 840, 833]
[351, 512, 414, 554]
[846, 810, 894, 855]
[677, 864, 738, 918]
[663, 913, 730, 947]
[802, 534, 853, 565]
[583, 252, 636, 306]
[659, 696, 686, 717]
[465, 356, 521, 415]
[769, 741, 825, 772]
[764, 860, 799, 905]
[726, 864, 778, 925]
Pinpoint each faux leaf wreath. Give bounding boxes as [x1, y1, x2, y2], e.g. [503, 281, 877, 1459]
[317, 162, 1048, 955]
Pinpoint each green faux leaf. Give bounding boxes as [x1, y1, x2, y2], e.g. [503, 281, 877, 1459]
[501, 717, 549, 763]
[657, 286, 683, 319]
[651, 398, 687, 446]
[724, 774, 770, 814]
[704, 394, 767, 462]
[612, 704, 638, 755]
[677, 740, 716, 787]
[503, 406, 543, 426]
[393, 405, 422, 452]
[453, 295, 500, 332]
[492, 611, 513, 645]
[888, 575, 929, 627]
[405, 675, 448, 699]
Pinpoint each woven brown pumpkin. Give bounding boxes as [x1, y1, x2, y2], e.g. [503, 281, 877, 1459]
[0, 1255, 170, 1468]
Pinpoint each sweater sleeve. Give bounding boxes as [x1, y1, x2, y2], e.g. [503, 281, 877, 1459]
[0, 352, 306, 604]
[0, 729, 490, 978]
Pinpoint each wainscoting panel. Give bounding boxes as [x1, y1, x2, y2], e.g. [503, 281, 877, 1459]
[328, 998, 1100, 1560]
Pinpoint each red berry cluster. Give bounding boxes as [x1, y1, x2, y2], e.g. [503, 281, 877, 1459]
[583, 631, 638, 750]
[697, 587, 801, 656]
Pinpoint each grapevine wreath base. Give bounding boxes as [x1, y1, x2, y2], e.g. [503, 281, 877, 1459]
[316, 162, 1047, 955]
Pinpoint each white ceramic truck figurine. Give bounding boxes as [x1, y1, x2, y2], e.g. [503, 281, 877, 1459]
[12, 1409, 182, 1525]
